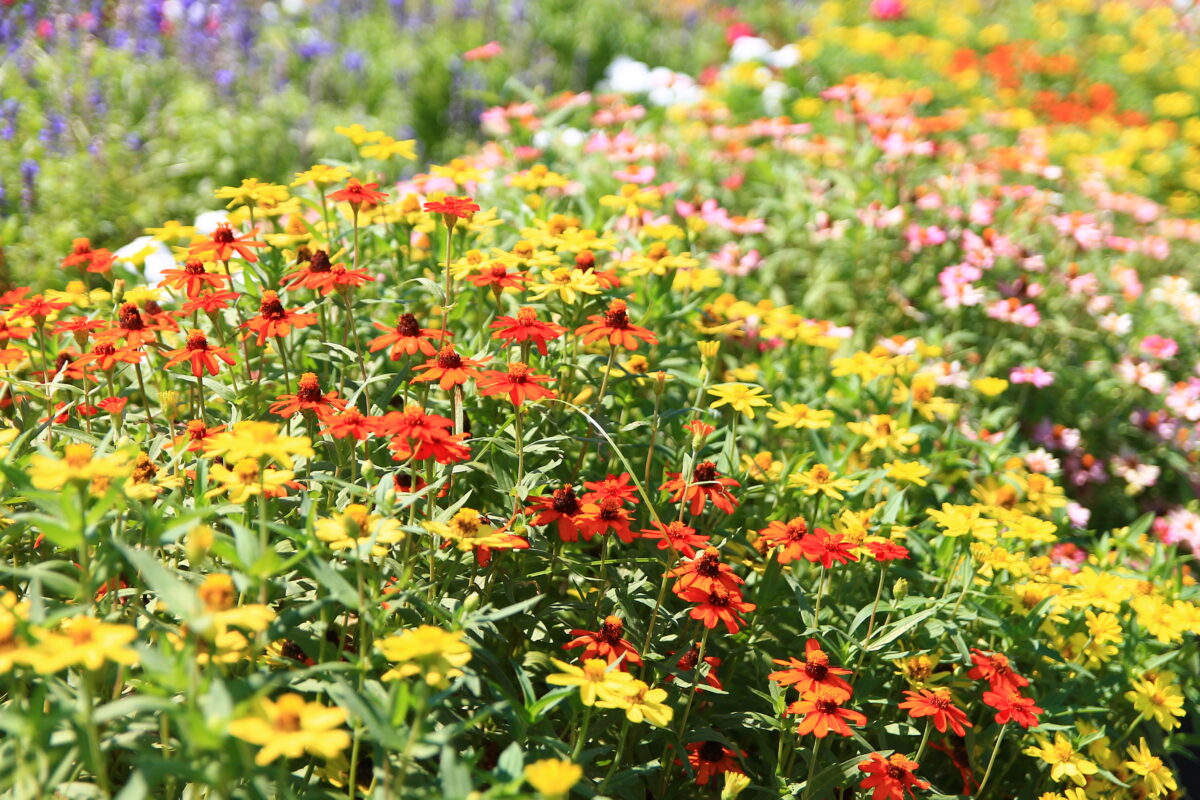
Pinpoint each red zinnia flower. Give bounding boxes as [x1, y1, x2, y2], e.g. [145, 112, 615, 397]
[582, 472, 640, 506]
[9, 294, 70, 322]
[563, 615, 642, 668]
[670, 645, 724, 692]
[682, 419, 716, 441]
[866, 540, 911, 562]
[684, 741, 745, 786]
[62, 239, 115, 273]
[981, 689, 1043, 729]
[411, 344, 490, 391]
[188, 223, 267, 262]
[269, 372, 347, 420]
[97, 396, 128, 414]
[183, 290, 240, 315]
[320, 408, 377, 440]
[0, 318, 35, 342]
[525, 484, 584, 542]
[490, 307, 565, 356]
[680, 584, 756, 634]
[73, 335, 144, 372]
[467, 262, 528, 290]
[640, 520, 710, 558]
[241, 291, 318, 346]
[478, 361, 556, 406]
[162, 330, 237, 377]
[575, 299, 658, 351]
[899, 688, 973, 737]
[668, 547, 744, 595]
[575, 497, 636, 543]
[423, 195, 480, 220]
[858, 753, 930, 800]
[369, 314, 449, 359]
[159, 259, 231, 297]
[328, 178, 389, 208]
[799, 527, 859, 569]
[757, 516, 810, 564]
[50, 316, 106, 345]
[377, 405, 471, 464]
[768, 639, 853, 700]
[787, 686, 867, 738]
[172, 420, 226, 452]
[661, 460, 739, 516]
[967, 648, 1029, 694]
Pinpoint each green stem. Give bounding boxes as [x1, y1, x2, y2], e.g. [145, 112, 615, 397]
[974, 723, 1007, 800]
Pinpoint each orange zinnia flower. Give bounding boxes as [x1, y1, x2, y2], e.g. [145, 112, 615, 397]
[563, 615, 642, 669]
[320, 408, 377, 440]
[269, 373, 347, 420]
[525, 484, 585, 542]
[110, 303, 162, 347]
[575, 497, 635, 543]
[162, 330, 237, 377]
[159, 259, 231, 297]
[858, 753, 930, 800]
[183, 290, 240, 315]
[189, 223, 267, 262]
[575, 299, 658, 351]
[787, 686, 867, 738]
[757, 516, 810, 564]
[10, 294, 70, 321]
[981, 689, 1042, 729]
[581, 472, 639, 506]
[377, 405, 470, 464]
[639, 520, 709, 558]
[490, 307, 565, 356]
[668, 547, 744, 596]
[660, 461, 739, 515]
[423, 195, 480, 219]
[411, 344, 489, 391]
[172, 420, 226, 452]
[467, 262, 528, 290]
[0, 318, 35, 342]
[798, 527, 859, 568]
[684, 741, 745, 787]
[478, 362, 556, 406]
[328, 178, 389, 208]
[967, 648, 1028, 694]
[369, 313, 449, 359]
[73, 336, 144, 372]
[768, 639, 853, 700]
[899, 688, 972, 737]
[241, 291, 318, 346]
[281, 249, 336, 293]
[680, 584, 755, 634]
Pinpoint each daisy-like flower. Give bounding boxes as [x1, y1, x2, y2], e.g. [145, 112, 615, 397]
[269, 373, 347, 421]
[320, 408, 376, 441]
[423, 195, 481, 221]
[158, 258, 231, 297]
[898, 688, 972, 736]
[369, 313, 449, 359]
[162, 330, 238, 378]
[858, 753, 930, 800]
[241, 291, 318, 346]
[767, 401, 834, 429]
[227, 694, 350, 766]
[1023, 733, 1099, 786]
[968, 648, 1029, 694]
[477, 361, 556, 406]
[757, 516, 810, 564]
[661, 461, 740, 515]
[291, 164, 352, 187]
[640, 520, 710, 558]
[466, 261, 528, 290]
[1124, 738, 1177, 798]
[525, 484, 585, 542]
[668, 547, 744, 595]
[26, 616, 139, 673]
[523, 759, 583, 800]
[768, 639, 853, 699]
[201, 420, 314, 466]
[679, 584, 756, 633]
[206, 459, 295, 503]
[575, 498, 636, 543]
[846, 414, 919, 452]
[884, 460, 931, 486]
[188, 223, 267, 263]
[787, 686, 867, 737]
[411, 344, 490, 391]
[684, 741, 745, 787]
[789, 463, 859, 500]
[9, 294, 70, 322]
[707, 382, 772, 419]
[595, 679, 673, 727]
[865, 539, 910, 561]
[327, 178, 389, 208]
[28, 444, 131, 490]
[73, 335, 144, 373]
[314, 503, 404, 557]
[563, 616, 642, 668]
[490, 307, 565, 356]
[582, 472, 640, 506]
[526, 267, 602, 304]
[799, 527, 859, 568]
[928, 504, 998, 540]
[545, 657, 635, 706]
[575, 299, 658, 351]
[1125, 673, 1186, 730]
[981, 688, 1043, 728]
[377, 625, 472, 688]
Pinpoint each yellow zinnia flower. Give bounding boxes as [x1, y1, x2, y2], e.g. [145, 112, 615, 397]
[524, 758, 583, 799]
[545, 658, 634, 706]
[707, 383, 772, 419]
[1023, 733, 1099, 786]
[227, 694, 350, 766]
[377, 625, 472, 688]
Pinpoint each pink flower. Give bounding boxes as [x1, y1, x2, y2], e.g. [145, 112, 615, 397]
[711, 244, 761, 276]
[613, 164, 656, 184]
[986, 298, 1040, 327]
[1010, 366, 1054, 388]
[869, 0, 906, 20]
[464, 41, 503, 61]
[1140, 335, 1178, 360]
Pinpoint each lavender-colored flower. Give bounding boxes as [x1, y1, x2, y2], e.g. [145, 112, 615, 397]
[342, 50, 365, 72]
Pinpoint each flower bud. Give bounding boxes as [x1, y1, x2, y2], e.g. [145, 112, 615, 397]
[892, 577, 909, 601]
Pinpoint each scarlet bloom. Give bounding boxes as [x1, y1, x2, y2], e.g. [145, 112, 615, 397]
[685, 741, 745, 786]
[281, 249, 337, 293]
[582, 472, 640, 506]
[768, 639, 853, 700]
[575, 497, 636, 543]
[97, 396, 128, 414]
[668, 547, 744, 595]
[575, 299, 658, 351]
[787, 686, 868, 738]
[111, 302, 160, 346]
[661, 461, 740, 515]
[525, 484, 584, 542]
[858, 753, 930, 800]
[981, 689, 1043, 729]
[423, 195, 480, 219]
[62, 238, 115, 273]
[183, 290, 240, 315]
[188, 223, 267, 262]
[162, 330, 237, 377]
[9, 294, 70, 321]
[490, 307, 565, 356]
[967, 648, 1029, 694]
[326, 262, 375, 293]
[680, 584, 756, 634]
[478, 361, 556, 406]
[51, 317, 105, 343]
[369, 313, 449, 359]
[866, 540, 911, 562]
[799, 527, 860, 569]
[269, 372, 347, 420]
[682, 419, 716, 441]
[899, 688, 973, 737]
[172, 420, 226, 452]
[328, 178, 389, 207]
[563, 615, 642, 669]
[640, 520, 710, 558]
[670, 645, 724, 692]
[159, 259, 230, 297]
[73, 336, 144, 372]
[0, 318, 34, 343]
[241, 291, 318, 346]
[411, 344, 489, 391]
[377, 405, 471, 464]
[467, 262, 528, 290]
[320, 408, 377, 440]
[757, 516, 809, 564]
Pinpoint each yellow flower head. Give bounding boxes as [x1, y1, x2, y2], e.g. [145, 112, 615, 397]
[227, 694, 350, 766]
[524, 758, 583, 799]
[1023, 733, 1099, 786]
[202, 421, 313, 467]
[708, 383, 772, 419]
[377, 625, 473, 688]
[767, 402, 834, 430]
[315, 504, 404, 558]
[546, 657, 635, 706]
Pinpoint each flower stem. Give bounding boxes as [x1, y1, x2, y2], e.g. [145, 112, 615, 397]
[974, 723, 1008, 800]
